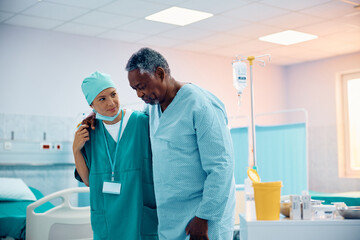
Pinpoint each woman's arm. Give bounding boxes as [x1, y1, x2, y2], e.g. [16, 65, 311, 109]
[73, 124, 90, 186]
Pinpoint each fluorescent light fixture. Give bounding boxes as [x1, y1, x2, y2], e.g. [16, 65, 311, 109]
[259, 30, 318, 45]
[145, 7, 213, 26]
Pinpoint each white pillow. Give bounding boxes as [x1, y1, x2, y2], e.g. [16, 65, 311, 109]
[0, 177, 36, 201]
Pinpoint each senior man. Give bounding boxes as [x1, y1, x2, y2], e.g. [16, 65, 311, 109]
[125, 48, 236, 240]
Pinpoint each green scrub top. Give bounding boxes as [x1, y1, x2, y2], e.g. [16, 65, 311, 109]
[75, 111, 158, 240]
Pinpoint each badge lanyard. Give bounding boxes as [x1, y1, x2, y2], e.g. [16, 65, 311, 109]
[102, 110, 124, 182]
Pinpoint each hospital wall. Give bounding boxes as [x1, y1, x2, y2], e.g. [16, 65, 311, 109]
[284, 52, 360, 192]
[1, 24, 358, 194]
[0, 24, 287, 196]
[0, 24, 286, 119]
[0, 24, 287, 139]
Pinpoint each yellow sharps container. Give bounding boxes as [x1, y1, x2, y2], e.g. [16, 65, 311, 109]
[253, 181, 282, 220]
[247, 168, 282, 220]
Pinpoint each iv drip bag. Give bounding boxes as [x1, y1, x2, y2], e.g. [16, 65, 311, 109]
[232, 61, 247, 94]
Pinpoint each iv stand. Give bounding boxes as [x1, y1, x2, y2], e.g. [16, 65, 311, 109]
[233, 54, 271, 169]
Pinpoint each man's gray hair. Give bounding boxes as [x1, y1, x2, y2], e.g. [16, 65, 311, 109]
[125, 48, 170, 76]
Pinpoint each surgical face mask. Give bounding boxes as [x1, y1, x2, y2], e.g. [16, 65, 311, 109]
[94, 108, 121, 121]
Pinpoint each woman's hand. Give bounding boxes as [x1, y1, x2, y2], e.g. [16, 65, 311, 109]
[73, 124, 89, 152]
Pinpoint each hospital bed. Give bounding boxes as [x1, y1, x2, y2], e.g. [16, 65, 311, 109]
[0, 186, 53, 240]
[26, 187, 92, 240]
[309, 190, 360, 206]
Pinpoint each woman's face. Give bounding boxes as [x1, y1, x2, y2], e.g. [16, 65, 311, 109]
[91, 88, 119, 116]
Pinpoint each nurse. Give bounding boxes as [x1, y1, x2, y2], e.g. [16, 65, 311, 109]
[125, 48, 236, 240]
[73, 71, 158, 240]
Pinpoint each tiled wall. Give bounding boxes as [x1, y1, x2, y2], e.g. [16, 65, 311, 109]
[0, 113, 86, 205]
[0, 113, 77, 142]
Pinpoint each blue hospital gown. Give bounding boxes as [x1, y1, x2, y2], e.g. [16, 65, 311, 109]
[147, 84, 236, 240]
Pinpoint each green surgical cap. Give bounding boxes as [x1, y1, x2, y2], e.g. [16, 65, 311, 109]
[81, 71, 116, 105]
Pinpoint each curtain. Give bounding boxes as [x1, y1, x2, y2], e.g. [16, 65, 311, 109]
[231, 123, 307, 195]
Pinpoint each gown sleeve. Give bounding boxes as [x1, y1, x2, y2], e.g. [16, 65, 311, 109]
[74, 143, 91, 183]
[193, 103, 234, 221]
[141, 115, 156, 209]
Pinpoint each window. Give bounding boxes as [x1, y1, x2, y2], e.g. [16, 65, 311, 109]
[337, 71, 360, 178]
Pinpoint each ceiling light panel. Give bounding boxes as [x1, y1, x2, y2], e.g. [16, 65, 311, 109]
[259, 30, 318, 45]
[145, 6, 213, 26]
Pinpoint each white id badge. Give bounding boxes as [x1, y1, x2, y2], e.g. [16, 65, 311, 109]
[102, 181, 121, 195]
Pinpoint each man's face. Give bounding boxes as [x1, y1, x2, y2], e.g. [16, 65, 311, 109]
[128, 69, 164, 105]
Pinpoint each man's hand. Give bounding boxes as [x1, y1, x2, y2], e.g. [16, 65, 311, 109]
[185, 216, 209, 240]
[82, 112, 96, 130]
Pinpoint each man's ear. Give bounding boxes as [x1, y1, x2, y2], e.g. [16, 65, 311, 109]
[156, 67, 165, 81]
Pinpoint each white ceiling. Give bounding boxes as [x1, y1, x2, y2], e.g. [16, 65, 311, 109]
[1, 0, 359, 65]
